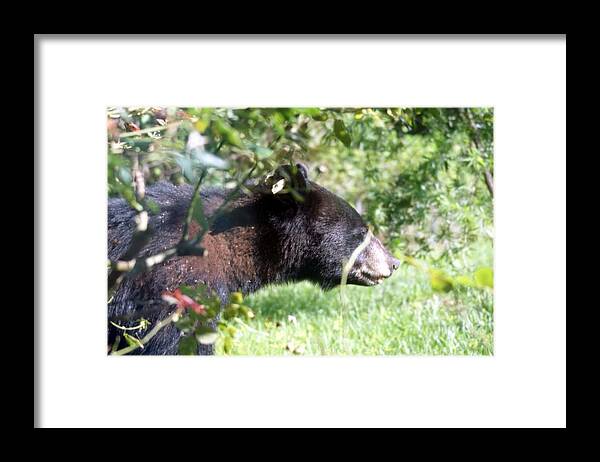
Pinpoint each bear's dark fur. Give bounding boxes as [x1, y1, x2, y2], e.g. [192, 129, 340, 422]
[107, 164, 399, 355]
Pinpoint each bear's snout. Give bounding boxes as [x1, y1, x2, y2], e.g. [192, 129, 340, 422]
[349, 236, 399, 286]
[389, 256, 401, 272]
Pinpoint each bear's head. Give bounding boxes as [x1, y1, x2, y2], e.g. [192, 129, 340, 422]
[263, 163, 400, 289]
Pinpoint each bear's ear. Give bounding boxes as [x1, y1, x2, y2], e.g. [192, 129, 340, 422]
[284, 163, 309, 190]
[266, 163, 310, 197]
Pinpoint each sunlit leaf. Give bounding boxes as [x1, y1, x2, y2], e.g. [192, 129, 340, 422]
[223, 336, 234, 354]
[296, 107, 321, 117]
[214, 119, 243, 148]
[230, 292, 244, 304]
[271, 112, 285, 135]
[429, 269, 454, 292]
[123, 333, 143, 349]
[271, 178, 285, 194]
[474, 267, 493, 288]
[196, 326, 219, 345]
[178, 335, 198, 355]
[195, 119, 209, 133]
[310, 111, 329, 121]
[333, 119, 352, 147]
[454, 275, 474, 287]
[238, 305, 254, 319]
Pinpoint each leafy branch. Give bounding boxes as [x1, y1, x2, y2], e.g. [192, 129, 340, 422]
[461, 108, 494, 197]
[108, 153, 152, 299]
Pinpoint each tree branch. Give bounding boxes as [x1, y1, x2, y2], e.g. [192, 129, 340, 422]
[483, 170, 494, 197]
[181, 170, 208, 242]
[117, 123, 175, 138]
[108, 154, 152, 298]
[461, 108, 494, 199]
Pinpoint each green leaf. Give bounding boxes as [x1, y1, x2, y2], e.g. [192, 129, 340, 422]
[191, 149, 229, 169]
[214, 119, 243, 148]
[278, 108, 297, 121]
[179, 286, 197, 298]
[223, 336, 234, 354]
[474, 267, 493, 288]
[429, 269, 454, 292]
[249, 144, 273, 160]
[333, 119, 352, 147]
[188, 308, 207, 322]
[145, 198, 160, 214]
[195, 326, 219, 345]
[117, 167, 132, 184]
[454, 275, 474, 287]
[271, 112, 285, 135]
[176, 156, 196, 183]
[178, 335, 198, 355]
[174, 316, 195, 334]
[310, 111, 329, 121]
[226, 325, 237, 336]
[222, 306, 237, 320]
[129, 138, 153, 152]
[195, 118, 209, 133]
[230, 292, 244, 304]
[296, 107, 321, 117]
[123, 333, 143, 349]
[238, 305, 254, 319]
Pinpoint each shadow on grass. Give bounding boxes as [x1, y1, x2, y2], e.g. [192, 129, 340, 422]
[242, 269, 421, 322]
[243, 281, 340, 321]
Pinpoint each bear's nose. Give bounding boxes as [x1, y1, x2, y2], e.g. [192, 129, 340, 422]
[390, 257, 401, 272]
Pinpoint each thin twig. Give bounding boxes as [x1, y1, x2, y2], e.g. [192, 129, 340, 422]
[110, 320, 148, 331]
[338, 228, 373, 352]
[132, 154, 145, 200]
[340, 229, 373, 307]
[483, 170, 494, 197]
[107, 156, 151, 297]
[108, 154, 152, 300]
[181, 169, 207, 242]
[118, 124, 173, 138]
[110, 311, 178, 356]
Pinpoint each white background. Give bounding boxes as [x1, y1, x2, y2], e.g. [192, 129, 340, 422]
[36, 36, 566, 428]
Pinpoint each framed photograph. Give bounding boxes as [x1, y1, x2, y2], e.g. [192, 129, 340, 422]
[35, 35, 566, 428]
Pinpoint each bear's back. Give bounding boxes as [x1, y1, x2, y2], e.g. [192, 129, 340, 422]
[108, 182, 228, 262]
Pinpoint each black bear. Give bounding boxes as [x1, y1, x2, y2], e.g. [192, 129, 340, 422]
[107, 164, 400, 355]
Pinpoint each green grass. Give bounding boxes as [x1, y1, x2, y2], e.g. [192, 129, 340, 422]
[215, 239, 493, 356]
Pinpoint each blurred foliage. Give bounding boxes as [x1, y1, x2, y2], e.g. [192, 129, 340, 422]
[107, 106, 493, 263]
[167, 287, 254, 356]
